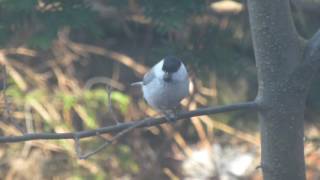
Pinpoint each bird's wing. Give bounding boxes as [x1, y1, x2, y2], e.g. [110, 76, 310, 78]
[142, 69, 155, 85]
[131, 81, 143, 86]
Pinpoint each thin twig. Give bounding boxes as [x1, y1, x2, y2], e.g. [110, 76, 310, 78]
[83, 77, 122, 124]
[24, 103, 34, 133]
[0, 101, 257, 143]
[3, 65, 10, 121]
[1, 65, 25, 133]
[74, 79, 122, 158]
[77, 120, 145, 159]
[84, 76, 124, 91]
[107, 86, 120, 124]
[74, 135, 82, 156]
[75, 86, 121, 159]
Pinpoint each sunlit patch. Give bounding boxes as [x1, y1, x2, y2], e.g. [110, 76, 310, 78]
[210, 1, 243, 14]
[182, 144, 256, 179]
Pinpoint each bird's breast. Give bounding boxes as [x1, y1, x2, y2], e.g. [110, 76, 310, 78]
[142, 79, 189, 110]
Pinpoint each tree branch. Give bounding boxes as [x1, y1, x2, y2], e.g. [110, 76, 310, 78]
[247, 0, 302, 88]
[75, 119, 146, 159]
[288, 29, 320, 91]
[0, 101, 257, 143]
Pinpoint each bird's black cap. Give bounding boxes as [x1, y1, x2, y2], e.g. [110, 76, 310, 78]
[162, 56, 181, 73]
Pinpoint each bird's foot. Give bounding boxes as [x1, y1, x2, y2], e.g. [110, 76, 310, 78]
[163, 112, 177, 123]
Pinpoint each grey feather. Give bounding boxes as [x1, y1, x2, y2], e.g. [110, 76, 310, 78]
[131, 69, 155, 86]
[131, 81, 143, 86]
[142, 69, 155, 85]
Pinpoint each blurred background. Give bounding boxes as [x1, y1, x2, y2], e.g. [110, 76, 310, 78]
[0, 0, 320, 179]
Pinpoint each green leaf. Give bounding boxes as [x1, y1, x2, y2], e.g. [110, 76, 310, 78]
[25, 89, 46, 102]
[111, 91, 130, 113]
[82, 108, 97, 129]
[58, 93, 77, 110]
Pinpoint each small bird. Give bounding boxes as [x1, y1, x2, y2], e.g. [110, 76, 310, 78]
[132, 56, 189, 117]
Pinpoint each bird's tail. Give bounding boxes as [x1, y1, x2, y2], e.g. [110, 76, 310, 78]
[131, 82, 143, 86]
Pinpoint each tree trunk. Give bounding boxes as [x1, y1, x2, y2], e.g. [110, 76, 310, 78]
[247, 0, 315, 179]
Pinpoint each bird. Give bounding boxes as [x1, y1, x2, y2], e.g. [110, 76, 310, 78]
[132, 56, 189, 119]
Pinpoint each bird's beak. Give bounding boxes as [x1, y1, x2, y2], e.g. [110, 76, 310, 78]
[163, 72, 172, 82]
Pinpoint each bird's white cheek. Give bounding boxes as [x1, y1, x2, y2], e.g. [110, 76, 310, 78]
[172, 72, 187, 82]
[154, 64, 165, 78]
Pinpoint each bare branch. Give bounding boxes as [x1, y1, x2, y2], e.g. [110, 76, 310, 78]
[76, 120, 145, 159]
[106, 86, 120, 125]
[289, 29, 320, 90]
[2, 65, 10, 121]
[291, 0, 320, 14]
[73, 79, 122, 158]
[84, 76, 125, 91]
[83, 77, 122, 124]
[0, 101, 257, 143]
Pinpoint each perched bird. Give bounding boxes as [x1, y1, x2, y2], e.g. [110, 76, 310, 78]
[132, 56, 189, 117]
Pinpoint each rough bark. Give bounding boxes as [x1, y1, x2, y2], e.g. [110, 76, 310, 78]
[248, 0, 320, 179]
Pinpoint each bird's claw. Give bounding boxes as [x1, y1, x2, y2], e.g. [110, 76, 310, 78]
[164, 112, 176, 123]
